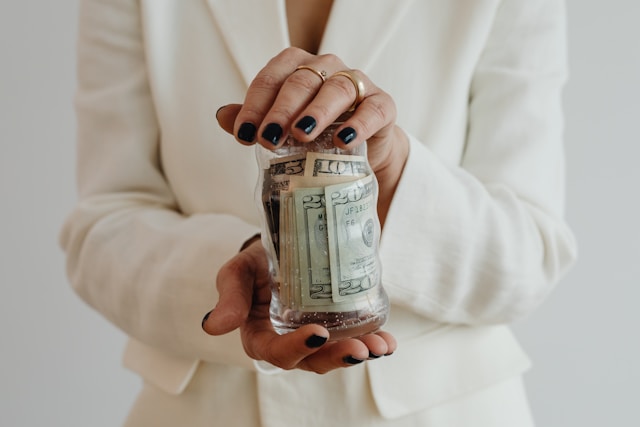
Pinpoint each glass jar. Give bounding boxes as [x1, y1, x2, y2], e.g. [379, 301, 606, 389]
[255, 123, 389, 340]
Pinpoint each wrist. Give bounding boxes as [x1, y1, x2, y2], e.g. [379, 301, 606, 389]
[375, 126, 409, 227]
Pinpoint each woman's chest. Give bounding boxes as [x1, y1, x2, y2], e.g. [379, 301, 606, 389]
[140, 0, 498, 215]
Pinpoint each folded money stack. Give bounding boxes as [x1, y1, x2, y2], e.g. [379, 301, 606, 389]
[262, 151, 382, 313]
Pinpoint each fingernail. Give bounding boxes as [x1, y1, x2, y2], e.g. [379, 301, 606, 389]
[201, 310, 212, 330]
[343, 355, 365, 365]
[384, 352, 394, 357]
[238, 122, 257, 142]
[337, 127, 357, 144]
[368, 351, 382, 359]
[262, 123, 283, 145]
[295, 116, 317, 134]
[305, 334, 328, 348]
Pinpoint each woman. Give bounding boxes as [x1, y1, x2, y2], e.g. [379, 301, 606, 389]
[61, 0, 577, 425]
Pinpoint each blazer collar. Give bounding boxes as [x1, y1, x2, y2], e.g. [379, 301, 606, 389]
[206, 0, 414, 87]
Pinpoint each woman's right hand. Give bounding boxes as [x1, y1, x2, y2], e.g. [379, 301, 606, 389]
[216, 47, 409, 226]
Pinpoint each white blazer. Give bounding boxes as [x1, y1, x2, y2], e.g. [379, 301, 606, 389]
[61, 0, 577, 422]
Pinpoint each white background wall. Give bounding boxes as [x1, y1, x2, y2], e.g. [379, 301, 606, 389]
[1, 1, 637, 426]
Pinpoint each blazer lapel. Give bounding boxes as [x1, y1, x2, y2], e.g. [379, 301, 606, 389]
[206, 0, 415, 84]
[319, 0, 415, 72]
[206, 0, 289, 87]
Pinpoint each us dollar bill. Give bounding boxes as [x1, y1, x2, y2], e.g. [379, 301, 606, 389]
[288, 175, 358, 190]
[269, 153, 307, 178]
[325, 174, 380, 302]
[263, 154, 307, 263]
[269, 152, 376, 310]
[304, 152, 368, 178]
[277, 190, 293, 308]
[293, 187, 333, 307]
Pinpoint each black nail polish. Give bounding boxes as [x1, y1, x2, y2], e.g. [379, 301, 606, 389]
[343, 355, 365, 365]
[201, 310, 212, 330]
[305, 334, 328, 348]
[295, 116, 317, 134]
[262, 123, 283, 145]
[337, 127, 357, 144]
[238, 122, 257, 142]
[368, 351, 382, 359]
[384, 352, 394, 357]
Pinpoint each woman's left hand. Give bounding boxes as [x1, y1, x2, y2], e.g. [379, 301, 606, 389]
[202, 238, 397, 374]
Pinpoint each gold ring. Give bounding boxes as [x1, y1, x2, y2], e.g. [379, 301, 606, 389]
[330, 70, 366, 112]
[294, 65, 327, 83]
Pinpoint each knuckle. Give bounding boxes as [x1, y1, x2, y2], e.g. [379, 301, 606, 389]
[380, 92, 398, 119]
[268, 105, 297, 119]
[353, 115, 374, 137]
[272, 47, 308, 68]
[309, 103, 333, 122]
[282, 46, 306, 58]
[350, 68, 365, 78]
[318, 53, 341, 67]
[326, 77, 355, 99]
[272, 47, 299, 61]
[369, 98, 389, 123]
[356, 97, 396, 136]
[286, 73, 320, 96]
[239, 106, 266, 120]
[250, 72, 281, 93]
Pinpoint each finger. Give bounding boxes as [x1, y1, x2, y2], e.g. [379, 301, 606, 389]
[298, 338, 371, 374]
[308, 69, 396, 150]
[234, 48, 312, 146]
[259, 54, 345, 147]
[357, 333, 390, 359]
[288, 69, 365, 143]
[256, 66, 325, 148]
[202, 252, 256, 336]
[241, 324, 330, 370]
[331, 91, 397, 151]
[375, 330, 398, 356]
[216, 104, 243, 138]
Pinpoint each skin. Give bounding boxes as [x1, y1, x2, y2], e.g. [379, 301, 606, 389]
[202, 2, 408, 374]
[217, 49, 410, 227]
[286, 0, 333, 55]
[204, 237, 397, 374]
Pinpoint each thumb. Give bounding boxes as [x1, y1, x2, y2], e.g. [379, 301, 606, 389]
[215, 103, 243, 136]
[202, 253, 255, 336]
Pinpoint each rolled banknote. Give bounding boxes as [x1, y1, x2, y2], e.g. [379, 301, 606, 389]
[304, 152, 368, 178]
[325, 174, 380, 303]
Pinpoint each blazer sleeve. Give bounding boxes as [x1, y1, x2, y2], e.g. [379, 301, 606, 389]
[379, 0, 577, 324]
[60, 0, 259, 366]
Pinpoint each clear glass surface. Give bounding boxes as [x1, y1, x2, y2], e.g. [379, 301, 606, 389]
[255, 123, 389, 340]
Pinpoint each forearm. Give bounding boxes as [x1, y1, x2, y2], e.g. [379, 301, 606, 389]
[60, 195, 259, 364]
[66, 0, 261, 366]
[377, 0, 576, 325]
[380, 135, 576, 325]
